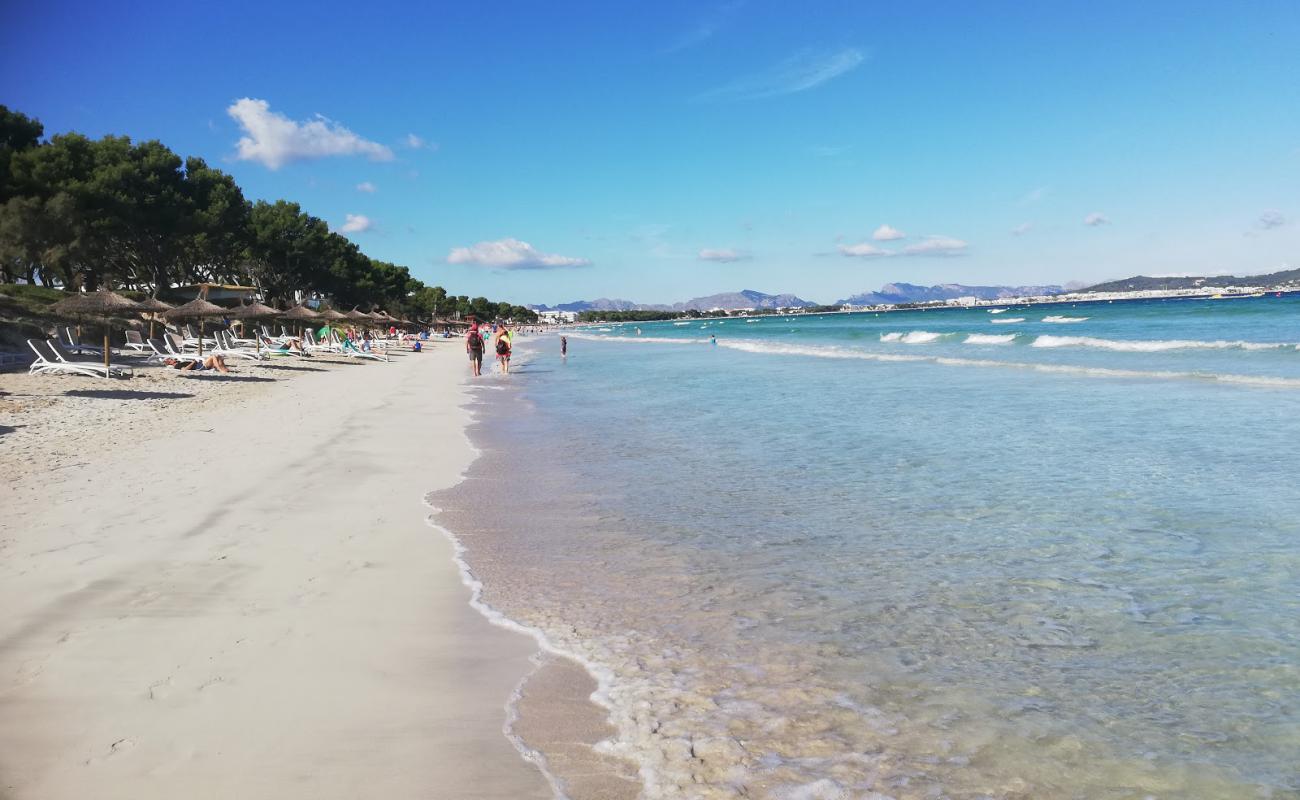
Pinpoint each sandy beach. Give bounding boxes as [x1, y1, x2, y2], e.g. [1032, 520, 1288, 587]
[0, 343, 556, 799]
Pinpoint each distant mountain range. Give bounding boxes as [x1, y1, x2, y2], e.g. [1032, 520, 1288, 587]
[532, 289, 815, 313]
[1082, 267, 1300, 293]
[836, 282, 1064, 305]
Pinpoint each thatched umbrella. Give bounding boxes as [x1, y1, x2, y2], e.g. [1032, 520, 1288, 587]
[315, 307, 347, 342]
[228, 300, 281, 356]
[51, 289, 141, 372]
[164, 298, 227, 357]
[133, 296, 174, 339]
[280, 303, 320, 340]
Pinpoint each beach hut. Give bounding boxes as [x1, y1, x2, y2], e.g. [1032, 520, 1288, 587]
[51, 289, 141, 372]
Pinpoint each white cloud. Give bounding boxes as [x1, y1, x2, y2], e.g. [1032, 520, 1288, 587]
[405, 133, 438, 151]
[838, 242, 891, 258]
[447, 238, 591, 270]
[698, 247, 750, 262]
[1011, 222, 1032, 236]
[356, 181, 377, 193]
[839, 234, 968, 258]
[1019, 186, 1048, 205]
[1258, 210, 1286, 230]
[872, 224, 905, 241]
[697, 47, 864, 101]
[227, 98, 394, 170]
[1084, 212, 1110, 226]
[337, 214, 373, 234]
[901, 236, 968, 256]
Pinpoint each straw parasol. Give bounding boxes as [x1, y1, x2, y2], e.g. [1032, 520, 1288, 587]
[51, 289, 141, 372]
[279, 302, 320, 338]
[133, 296, 174, 339]
[228, 300, 281, 356]
[164, 298, 227, 357]
[313, 306, 346, 340]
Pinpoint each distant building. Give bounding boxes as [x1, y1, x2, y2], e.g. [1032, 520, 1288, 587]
[537, 310, 577, 324]
[169, 283, 258, 303]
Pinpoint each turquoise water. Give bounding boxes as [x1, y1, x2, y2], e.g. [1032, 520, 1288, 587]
[442, 296, 1300, 799]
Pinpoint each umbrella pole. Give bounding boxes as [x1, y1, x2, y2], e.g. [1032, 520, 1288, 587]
[104, 322, 111, 374]
[199, 319, 205, 358]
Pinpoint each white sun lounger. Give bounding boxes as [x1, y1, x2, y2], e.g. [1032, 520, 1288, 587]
[338, 337, 388, 362]
[211, 330, 264, 361]
[123, 330, 149, 352]
[31, 339, 131, 378]
[61, 327, 104, 356]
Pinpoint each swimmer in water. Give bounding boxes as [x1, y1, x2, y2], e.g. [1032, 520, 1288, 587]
[710, 334, 717, 345]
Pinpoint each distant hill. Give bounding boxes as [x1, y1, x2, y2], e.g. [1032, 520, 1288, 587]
[679, 289, 813, 311]
[1083, 268, 1300, 293]
[532, 289, 814, 313]
[838, 282, 1063, 306]
[531, 297, 640, 312]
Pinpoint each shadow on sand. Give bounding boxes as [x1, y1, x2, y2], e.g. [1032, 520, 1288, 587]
[256, 363, 328, 372]
[65, 389, 196, 400]
[178, 374, 276, 383]
[0, 424, 17, 437]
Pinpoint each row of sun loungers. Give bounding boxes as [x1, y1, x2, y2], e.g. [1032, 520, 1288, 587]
[27, 339, 133, 378]
[26, 323, 405, 379]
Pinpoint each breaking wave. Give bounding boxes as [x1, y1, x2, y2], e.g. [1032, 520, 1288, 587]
[1031, 335, 1298, 352]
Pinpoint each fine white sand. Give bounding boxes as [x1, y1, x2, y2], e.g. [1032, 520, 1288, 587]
[0, 343, 552, 799]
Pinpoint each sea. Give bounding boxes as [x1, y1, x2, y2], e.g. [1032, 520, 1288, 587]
[432, 295, 1300, 800]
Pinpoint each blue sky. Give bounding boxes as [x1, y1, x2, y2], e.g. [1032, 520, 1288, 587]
[4, 0, 1299, 305]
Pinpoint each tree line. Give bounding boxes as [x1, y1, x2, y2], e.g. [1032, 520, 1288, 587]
[0, 106, 535, 323]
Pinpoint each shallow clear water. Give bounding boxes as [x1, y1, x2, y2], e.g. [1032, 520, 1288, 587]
[438, 296, 1300, 799]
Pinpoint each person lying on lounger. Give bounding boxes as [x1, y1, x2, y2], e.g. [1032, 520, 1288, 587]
[163, 355, 230, 373]
[261, 335, 308, 355]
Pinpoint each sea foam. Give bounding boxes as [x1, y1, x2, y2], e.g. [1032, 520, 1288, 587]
[1031, 335, 1296, 352]
[880, 331, 944, 344]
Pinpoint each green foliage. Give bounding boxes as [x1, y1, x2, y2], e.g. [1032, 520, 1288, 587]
[0, 281, 65, 307]
[0, 106, 526, 322]
[576, 309, 687, 323]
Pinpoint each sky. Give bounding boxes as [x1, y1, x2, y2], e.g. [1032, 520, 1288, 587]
[3, 0, 1299, 305]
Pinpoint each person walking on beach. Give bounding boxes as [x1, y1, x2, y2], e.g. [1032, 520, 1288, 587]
[494, 326, 513, 374]
[560, 335, 567, 358]
[466, 323, 485, 376]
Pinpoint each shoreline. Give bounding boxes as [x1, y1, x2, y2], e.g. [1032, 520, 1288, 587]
[428, 343, 642, 800]
[0, 343, 555, 799]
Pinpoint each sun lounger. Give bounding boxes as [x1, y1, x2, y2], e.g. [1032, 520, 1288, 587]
[61, 327, 104, 356]
[302, 329, 335, 354]
[123, 330, 149, 352]
[165, 332, 199, 358]
[339, 338, 388, 362]
[145, 337, 173, 363]
[211, 330, 265, 361]
[30, 339, 131, 378]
